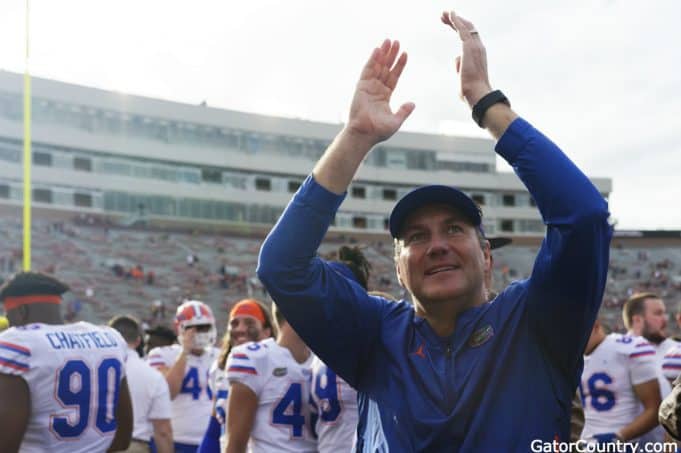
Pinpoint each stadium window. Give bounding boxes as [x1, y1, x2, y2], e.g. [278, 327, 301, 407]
[190, 200, 201, 218]
[382, 188, 397, 201]
[0, 184, 9, 198]
[519, 219, 544, 233]
[215, 203, 227, 220]
[500, 219, 514, 232]
[288, 180, 302, 193]
[224, 173, 247, 189]
[201, 168, 222, 184]
[529, 197, 537, 207]
[502, 194, 516, 207]
[0, 146, 20, 162]
[352, 216, 367, 229]
[33, 188, 52, 204]
[74, 193, 93, 207]
[351, 186, 366, 199]
[255, 177, 271, 191]
[180, 169, 201, 184]
[73, 157, 92, 172]
[33, 151, 52, 166]
[100, 160, 132, 176]
[472, 194, 485, 206]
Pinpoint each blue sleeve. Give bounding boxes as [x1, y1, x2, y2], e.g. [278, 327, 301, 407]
[196, 415, 221, 453]
[496, 118, 613, 373]
[257, 176, 387, 388]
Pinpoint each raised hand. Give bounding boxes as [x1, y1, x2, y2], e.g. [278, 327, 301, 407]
[346, 39, 415, 146]
[180, 327, 196, 354]
[441, 11, 492, 108]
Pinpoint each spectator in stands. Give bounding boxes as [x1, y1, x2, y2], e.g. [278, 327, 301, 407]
[257, 11, 611, 451]
[218, 261, 230, 289]
[113, 263, 125, 278]
[131, 265, 145, 281]
[151, 300, 166, 323]
[109, 315, 174, 453]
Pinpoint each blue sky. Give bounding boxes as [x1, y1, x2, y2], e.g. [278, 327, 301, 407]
[1, 0, 679, 229]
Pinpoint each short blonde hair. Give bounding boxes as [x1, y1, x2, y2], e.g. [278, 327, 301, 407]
[622, 292, 660, 330]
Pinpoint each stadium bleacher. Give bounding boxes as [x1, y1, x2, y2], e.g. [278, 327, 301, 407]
[1, 215, 680, 337]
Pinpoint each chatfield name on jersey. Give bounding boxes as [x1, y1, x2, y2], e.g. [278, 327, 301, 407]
[45, 328, 122, 350]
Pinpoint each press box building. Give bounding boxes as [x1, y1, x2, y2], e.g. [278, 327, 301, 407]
[0, 70, 612, 237]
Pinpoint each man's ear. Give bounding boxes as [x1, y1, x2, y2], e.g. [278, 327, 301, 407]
[632, 314, 643, 328]
[395, 261, 404, 288]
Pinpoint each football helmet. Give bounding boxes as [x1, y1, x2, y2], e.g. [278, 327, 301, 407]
[174, 300, 217, 350]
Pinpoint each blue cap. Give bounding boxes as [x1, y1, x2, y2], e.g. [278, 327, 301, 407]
[389, 185, 482, 239]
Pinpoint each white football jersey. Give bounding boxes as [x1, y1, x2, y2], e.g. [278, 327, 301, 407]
[226, 337, 316, 453]
[580, 333, 658, 441]
[652, 338, 680, 395]
[147, 343, 219, 445]
[662, 344, 681, 382]
[638, 337, 680, 444]
[208, 359, 230, 451]
[0, 322, 128, 453]
[311, 356, 358, 452]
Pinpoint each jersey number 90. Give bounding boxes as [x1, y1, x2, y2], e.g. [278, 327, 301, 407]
[50, 358, 122, 438]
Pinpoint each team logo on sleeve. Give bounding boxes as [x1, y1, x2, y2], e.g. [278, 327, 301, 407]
[468, 324, 494, 348]
[273, 367, 288, 377]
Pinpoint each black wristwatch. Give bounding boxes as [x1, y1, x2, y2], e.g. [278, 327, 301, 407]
[472, 90, 510, 128]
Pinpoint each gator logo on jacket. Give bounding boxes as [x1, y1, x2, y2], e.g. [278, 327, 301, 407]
[468, 324, 494, 348]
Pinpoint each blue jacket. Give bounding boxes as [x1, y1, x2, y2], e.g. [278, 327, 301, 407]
[257, 118, 612, 452]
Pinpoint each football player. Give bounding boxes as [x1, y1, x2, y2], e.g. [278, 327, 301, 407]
[198, 299, 275, 453]
[148, 300, 219, 452]
[580, 318, 661, 444]
[623, 292, 678, 442]
[225, 304, 316, 453]
[312, 248, 373, 453]
[0, 272, 133, 452]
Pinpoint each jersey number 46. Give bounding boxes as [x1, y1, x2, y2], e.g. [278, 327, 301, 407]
[579, 372, 616, 412]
